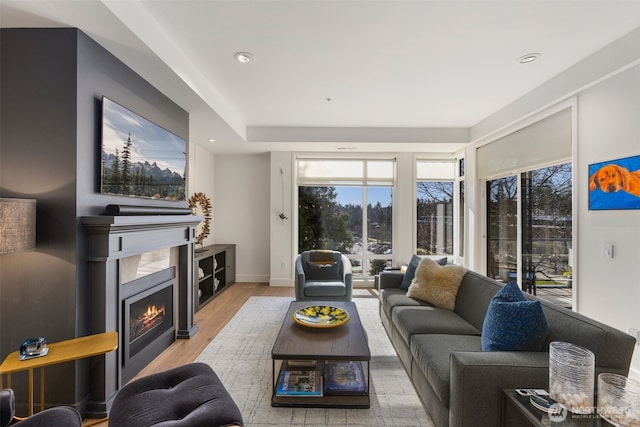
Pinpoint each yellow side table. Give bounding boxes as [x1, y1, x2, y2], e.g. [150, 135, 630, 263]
[0, 331, 118, 415]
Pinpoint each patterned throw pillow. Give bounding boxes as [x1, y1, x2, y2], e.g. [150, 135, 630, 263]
[481, 281, 550, 351]
[406, 258, 466, 310]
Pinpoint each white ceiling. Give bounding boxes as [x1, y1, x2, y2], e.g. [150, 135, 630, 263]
[2, 0, 639, 154]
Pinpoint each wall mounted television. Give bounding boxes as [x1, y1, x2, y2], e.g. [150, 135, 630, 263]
[101, 96, 186, 201]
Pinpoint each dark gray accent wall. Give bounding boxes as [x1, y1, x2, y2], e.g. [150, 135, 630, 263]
[0, 28, 188, 415]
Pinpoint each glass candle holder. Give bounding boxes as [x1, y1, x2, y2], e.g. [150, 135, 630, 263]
[549, 341, 595, 413]
[598, 373, 640, 426]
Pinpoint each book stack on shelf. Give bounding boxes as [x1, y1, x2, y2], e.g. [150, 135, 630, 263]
[324, 361, 366, 396]
[276, 368, 322, 397]
[275, 360, 367, 398]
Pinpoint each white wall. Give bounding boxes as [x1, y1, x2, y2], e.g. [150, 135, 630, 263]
[214, 153, 271, 282]
[188, 141, 215, 246]
[468, 30, 640, 379]
[576, 66, 640, 378]
[269, 152, 294, 286]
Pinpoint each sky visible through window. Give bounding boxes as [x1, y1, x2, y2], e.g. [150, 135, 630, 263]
[334, 187, 392, 206]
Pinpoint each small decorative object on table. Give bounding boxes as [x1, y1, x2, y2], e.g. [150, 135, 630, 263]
[19, 337, 48, 360]
[598, 373, 640, 426]
[292, 305, 350, 328]
[549, 341, 595, 414]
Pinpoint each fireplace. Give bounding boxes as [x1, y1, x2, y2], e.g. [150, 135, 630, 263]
[121, 268, 175, 384]
[82, 213, 202, 417]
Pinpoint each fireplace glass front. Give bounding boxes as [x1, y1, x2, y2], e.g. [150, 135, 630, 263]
[122, 278, 174, 382]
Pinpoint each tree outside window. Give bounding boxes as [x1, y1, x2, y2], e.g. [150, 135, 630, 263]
[416, 181, 453, 255]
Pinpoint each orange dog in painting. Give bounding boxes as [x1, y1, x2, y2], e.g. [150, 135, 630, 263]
[589, 164, 640, 197]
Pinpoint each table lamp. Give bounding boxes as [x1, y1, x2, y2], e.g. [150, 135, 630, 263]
[0, 198, 36, 254]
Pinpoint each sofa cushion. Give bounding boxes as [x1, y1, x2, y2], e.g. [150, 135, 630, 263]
[406, 258, 466, 310]
[453, 271, 502, 331]
[481, 281, 550, 351]
[393, 306, 481, 346]
[411, 334, 482, 406]
[380, 288, 431, 317]
[400, 254, 422, 290]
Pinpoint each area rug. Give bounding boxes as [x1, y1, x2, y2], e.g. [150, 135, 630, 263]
[196, 295, 434, 427]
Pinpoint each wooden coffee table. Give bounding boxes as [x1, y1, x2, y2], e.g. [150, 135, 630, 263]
[271, 300, 370, 408]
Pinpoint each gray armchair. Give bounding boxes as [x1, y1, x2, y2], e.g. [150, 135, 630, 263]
[295, 250, 353, 301]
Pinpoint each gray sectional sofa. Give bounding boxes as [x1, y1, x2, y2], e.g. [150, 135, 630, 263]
[378, 268, 637, 427]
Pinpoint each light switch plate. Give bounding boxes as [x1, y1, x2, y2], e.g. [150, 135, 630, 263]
[603, 243, 614, 259]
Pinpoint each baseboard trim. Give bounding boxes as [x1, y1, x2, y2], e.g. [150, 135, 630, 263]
[269, 278, 294, 287]
[236, 274, 270, 283]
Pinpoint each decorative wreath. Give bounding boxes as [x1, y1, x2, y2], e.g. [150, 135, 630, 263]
[188, 192, 212, 245]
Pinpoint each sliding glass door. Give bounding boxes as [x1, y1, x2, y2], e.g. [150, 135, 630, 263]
[487, 163, 572, 300]
[521, 164, 573, 292]
[487, 176, 518, 282]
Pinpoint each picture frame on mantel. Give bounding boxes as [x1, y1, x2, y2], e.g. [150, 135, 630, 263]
[588, 154, 640, 210]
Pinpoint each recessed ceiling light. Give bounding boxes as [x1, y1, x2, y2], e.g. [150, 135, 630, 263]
[519, 53, 541, 64]
[209, 138, 215, 143]
[234, 52, 254, 64]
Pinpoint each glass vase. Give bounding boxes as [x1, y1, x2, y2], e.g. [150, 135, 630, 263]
[549, 341, 595, 414]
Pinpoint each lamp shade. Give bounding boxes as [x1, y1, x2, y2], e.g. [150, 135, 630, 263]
[0, 198, 36, 254]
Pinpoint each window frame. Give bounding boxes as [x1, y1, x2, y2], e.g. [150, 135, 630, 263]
[294, 156, 397, 283]
[414, 159, 456, 258]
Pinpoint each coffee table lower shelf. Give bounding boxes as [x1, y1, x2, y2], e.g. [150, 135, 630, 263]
[272, 394, 370, 409]
[271, 360, 370, 409]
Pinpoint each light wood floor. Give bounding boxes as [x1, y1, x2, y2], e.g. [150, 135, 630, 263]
[83, 282, 294, 427]
[77, 281, 571, 426]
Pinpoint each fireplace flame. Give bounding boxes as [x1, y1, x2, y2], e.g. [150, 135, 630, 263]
[130, 304, 167, 342]
[145, 305, 165, 317]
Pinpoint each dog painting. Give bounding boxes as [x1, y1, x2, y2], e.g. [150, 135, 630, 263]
[589, 154, 640, 210]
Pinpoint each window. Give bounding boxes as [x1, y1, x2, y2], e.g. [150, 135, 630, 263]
[458, 158, 465, 257]
[521, 164, 572, 289]
[487, 163, 572, 296]
[416, 160, 455, 256]
[487, 176, 518, 281]
[297, 159, 394, 280]
[459, 180, 465, 257]
[480, 108, 573, 304]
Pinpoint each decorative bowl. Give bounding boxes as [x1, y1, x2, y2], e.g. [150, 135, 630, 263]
[293, 305, 350, 328]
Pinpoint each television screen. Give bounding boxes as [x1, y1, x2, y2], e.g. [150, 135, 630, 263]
[101, 96, 187, 201]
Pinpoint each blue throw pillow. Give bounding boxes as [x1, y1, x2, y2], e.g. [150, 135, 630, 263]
[481, 281, 550, 352]
[400, 255, 422, 290]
